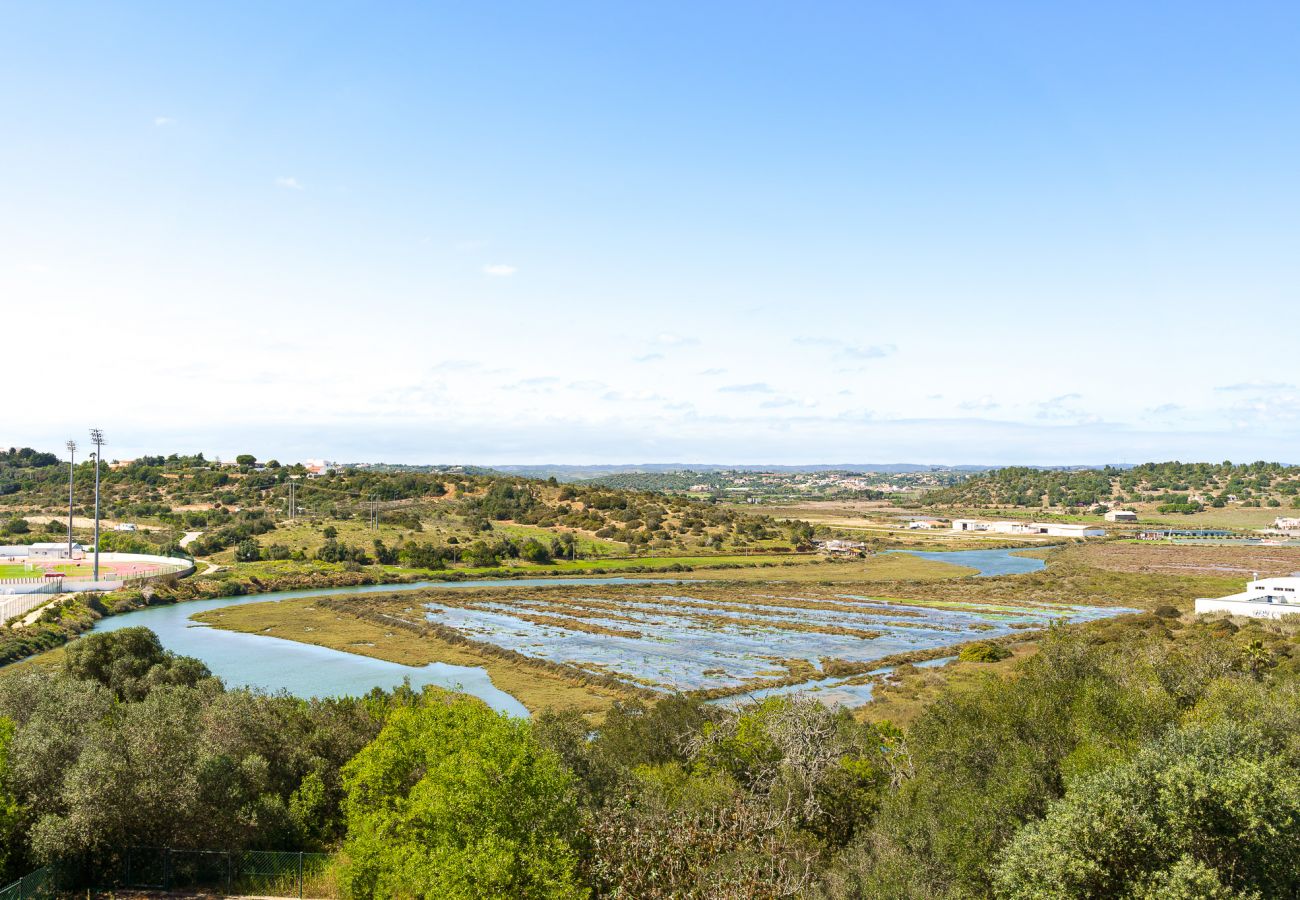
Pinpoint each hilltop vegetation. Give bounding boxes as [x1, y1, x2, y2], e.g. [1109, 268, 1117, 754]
[921, 461, 1300, 512]
[0, 447, 803, 563]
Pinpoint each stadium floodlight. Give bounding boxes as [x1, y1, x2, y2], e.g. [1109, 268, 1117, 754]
[66, 440, 77, 560]
[89, 429, 104, 581]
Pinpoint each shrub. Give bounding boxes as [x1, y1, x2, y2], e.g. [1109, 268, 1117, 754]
[958, 641, 1012, 663]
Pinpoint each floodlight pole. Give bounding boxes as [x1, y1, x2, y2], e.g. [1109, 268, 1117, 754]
[66, 440, 77, 560]
[90, 429, 105, 581]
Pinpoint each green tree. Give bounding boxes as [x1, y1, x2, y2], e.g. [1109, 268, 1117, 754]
[993, 720, 1300, 898]
[519, 538, 553, 564]
[0, 717, 19, 879]
[235, 454, 256, 467]
[234, 539, 261, 563]
[340, 693, 585, 899]
[62, 628, 212, 701]
[787, 521, 815, 548]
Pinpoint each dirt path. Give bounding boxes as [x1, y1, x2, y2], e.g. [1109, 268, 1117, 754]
[22, 514, 162, 532]
[180, 531, 203, 547]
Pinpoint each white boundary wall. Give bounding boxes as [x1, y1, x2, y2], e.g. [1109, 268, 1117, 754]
[1195, 597, 1300, 620]
[0, 592, 59, 622]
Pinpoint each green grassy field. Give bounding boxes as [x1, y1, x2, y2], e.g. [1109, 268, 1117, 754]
[0, 562, 97, 579]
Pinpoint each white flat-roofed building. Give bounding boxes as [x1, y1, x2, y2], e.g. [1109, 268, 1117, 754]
[952, 519, 1025, 534]
[1274, 517, 1300, 531]
[27, 542, 86, 560]
[1105, 509, 1138, 523]
[1196, 576, 1300, 619]
[951, 519, 1104, 538]
[818, 539, 868, 556]
[1035, 523, 1107, 538]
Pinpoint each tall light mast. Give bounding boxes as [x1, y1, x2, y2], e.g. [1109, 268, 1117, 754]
[89, 429, 105, 581]
[65, 440, 77, 559]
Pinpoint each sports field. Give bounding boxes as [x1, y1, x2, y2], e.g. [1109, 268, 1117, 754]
[0, 558, 178, 580]
[0, 562, 97, 578]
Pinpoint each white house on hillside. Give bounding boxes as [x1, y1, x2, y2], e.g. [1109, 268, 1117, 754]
[1196, 576, 1300, 619]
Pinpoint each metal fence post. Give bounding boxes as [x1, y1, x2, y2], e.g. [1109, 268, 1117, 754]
[163, 848, 171, 891]
[298, 851, 304, 899]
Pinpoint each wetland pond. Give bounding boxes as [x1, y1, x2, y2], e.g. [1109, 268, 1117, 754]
[86, 549, 1125, 714]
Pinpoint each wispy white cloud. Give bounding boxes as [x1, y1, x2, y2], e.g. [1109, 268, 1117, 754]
[698, 368, 727, 376]
[655, 332, 699, 347]
[841, 342, 896, 360]
[959, 395, 1000, 411]
[430, 359, 482, 372]
[153, 116, 176, 127]
[719, 382, 775, 394]
[482, 264, 517, 277]
[1035, 393, 1099, 424]
[794, 336, 896, 360]
[634, 353, 665, 363]
[275, 176, 304, 190]
[1215, 381, 1294, 393]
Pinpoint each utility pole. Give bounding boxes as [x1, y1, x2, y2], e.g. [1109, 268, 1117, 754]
[66, 440, 77, 560]
[89, 428, 104, 581]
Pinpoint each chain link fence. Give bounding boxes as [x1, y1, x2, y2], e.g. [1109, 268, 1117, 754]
[0, 865, 62, 900]
[118, 848, 340, 898]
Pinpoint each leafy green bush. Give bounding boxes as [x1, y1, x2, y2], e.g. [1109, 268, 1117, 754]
[340, 694, 584, 899]
[958, 641, 1012, 663]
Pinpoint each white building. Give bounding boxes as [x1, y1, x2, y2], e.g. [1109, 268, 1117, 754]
[1105, 509, 1138, 523]
[1274, 517, 1300, 531]
[951, 519, 1104, 538]
[1038, 523, 1107, 537]
[28, 542, 86, 560]
[818, 539, 867, 556]
[952, 519, 1023, 534]
[1196, 576, 1300, 619]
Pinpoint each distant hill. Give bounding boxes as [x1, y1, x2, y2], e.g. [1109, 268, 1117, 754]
[921, 461, 1300, 511]
[489, 463, 997, 482]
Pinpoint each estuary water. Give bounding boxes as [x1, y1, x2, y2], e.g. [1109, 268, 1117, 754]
[896, 548, 1047, 576]
[79, 549, 1067, 713]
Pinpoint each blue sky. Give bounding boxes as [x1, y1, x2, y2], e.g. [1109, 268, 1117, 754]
[3, 2, 1298, 464]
